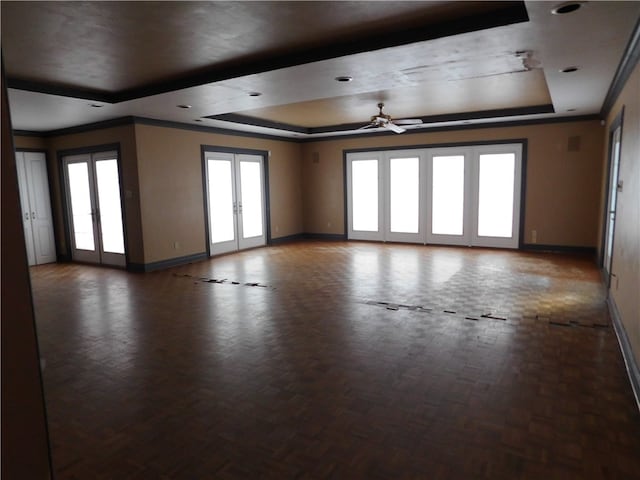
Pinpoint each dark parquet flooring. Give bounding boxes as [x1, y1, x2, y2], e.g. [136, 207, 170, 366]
[30, 242, 640, 479]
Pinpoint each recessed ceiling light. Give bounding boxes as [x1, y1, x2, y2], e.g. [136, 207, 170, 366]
[248, 92, 262, 97]
[194, 119, 203, 122]
[560, 66, 579, 73]
[567, 108, 577, 112]
[89, 103, 103, 108]
[335, 76, 353, 82]
[551, 1, 584, 15]
[177, 104, 192, 109]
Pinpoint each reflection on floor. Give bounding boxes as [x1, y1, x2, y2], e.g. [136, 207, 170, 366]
[31, 242, 640, 479]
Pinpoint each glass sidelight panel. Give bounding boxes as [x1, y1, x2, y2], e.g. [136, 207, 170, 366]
[208, 159, 236, 244]
[67, 162, 95, 251]
[95, 159, 125, 254]
[389, 157, 419, 234]
[431, 155, 465, 235]
[239, 160, 263, 239]
[352, 159, 379, 232]
[477, 153, 515, 238]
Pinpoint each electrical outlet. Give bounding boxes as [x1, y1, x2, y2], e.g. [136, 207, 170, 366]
[173, 241, 180, 250]
[275, 225, 279, 233]
[327, 221, 331, 228]
[531, 230, 537, 243]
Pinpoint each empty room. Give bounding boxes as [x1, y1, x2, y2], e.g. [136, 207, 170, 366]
[2, 1, 640, 479]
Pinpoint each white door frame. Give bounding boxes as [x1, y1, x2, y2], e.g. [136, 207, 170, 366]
[346, 143, 524, 249]
[425, 147, 473, 246]
[204, 149, 267, 256]
[470, 144, 523, 249]
[236, 153, 267, 251]
[385, 150, 425, 244]
[62, 150, 126, 267]
[346, 151, 384, 241]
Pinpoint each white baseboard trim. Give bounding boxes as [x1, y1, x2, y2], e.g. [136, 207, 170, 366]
[608, 296, 640, 412]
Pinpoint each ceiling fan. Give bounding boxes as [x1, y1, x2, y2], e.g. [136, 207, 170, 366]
[359, 102, 423, 134]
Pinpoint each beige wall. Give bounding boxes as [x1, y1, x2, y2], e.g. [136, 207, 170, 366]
[16, 124, 305, 266]
[13, 134, 47, 150]
[134, 124, 303, 263]
[604, 62, 640, 368]
[16, 126, 144, 264]
[301, 120, 605, 247]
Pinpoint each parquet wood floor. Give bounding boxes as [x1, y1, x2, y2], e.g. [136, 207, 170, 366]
[30, 242, 640, 479]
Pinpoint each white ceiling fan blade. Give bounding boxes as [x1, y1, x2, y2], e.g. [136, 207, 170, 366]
[385, 122, 406, 134]
[358, 123, 377, 130]
[394, 118, 423, 125]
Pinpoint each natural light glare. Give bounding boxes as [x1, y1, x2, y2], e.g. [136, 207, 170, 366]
[95, 159, 125, 254]
[67, 162, 95, 251]
[477, 154, 515, 237]
[240, 161, 263, 239]
[390, 157, 419, 233]
[432, 156, 464, 235]
[208, 159, 235, 243]
[352, 160, 378, 232]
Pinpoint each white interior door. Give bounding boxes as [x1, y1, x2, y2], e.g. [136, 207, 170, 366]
[63, 151, 126, 266]
[16, 152, 36, 265]
[603, 126, 621, 282]
[205, 151, 266, 256]
[16, 151, 57, 265]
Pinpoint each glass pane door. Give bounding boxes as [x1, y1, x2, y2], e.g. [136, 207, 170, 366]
[64, 152, 126, 266]
[348, 156, 383, 241]
[347, 144, 523, 248]
[472, 147, 521, 249]
[237, 155, 265, 250]
[477, 154, 515, 237]
[207, 155, 238, 255]
[386, 155, 422, 243]
[94, 157, 126, 266]
[426, 153, 469, 246]
[204, 151, 267, 256]
[65, 157, 100, 263]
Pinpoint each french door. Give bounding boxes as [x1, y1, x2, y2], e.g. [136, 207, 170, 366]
[63, 151, 126, 267]
[347, 143, 523, 248]
[204, 151, 266, 256]
[603, 125, 622, 283]
[346, 150, 424, 243]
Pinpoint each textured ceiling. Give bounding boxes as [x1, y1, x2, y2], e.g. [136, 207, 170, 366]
[2, 1, 639, 137]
